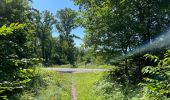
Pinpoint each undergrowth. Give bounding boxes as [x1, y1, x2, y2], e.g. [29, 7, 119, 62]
[12, 65, 71, 100]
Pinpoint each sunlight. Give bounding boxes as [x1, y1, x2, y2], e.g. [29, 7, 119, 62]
[112, 29, 170, 62]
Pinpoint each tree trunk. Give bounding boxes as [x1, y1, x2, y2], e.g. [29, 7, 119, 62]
[125, 57, 128, 77]
[137, 57, 142, 83]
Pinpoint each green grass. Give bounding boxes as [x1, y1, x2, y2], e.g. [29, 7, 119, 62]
[72, 72, 105, 100]
[12, 65, 170, 100]
[14, 66, 72, 100]
[14, 65, 129, 100]
[34, 72, 71, 100]
[14, 66, 109, 100]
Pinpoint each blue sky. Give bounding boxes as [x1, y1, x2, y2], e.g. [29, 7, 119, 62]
[32, 0, 84, 46]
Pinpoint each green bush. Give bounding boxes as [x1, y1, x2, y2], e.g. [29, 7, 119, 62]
[139, 50, 170, 99]
[94, 76, 142, 100]
[0, 23, 40, 100]
[12, 66, 70, 100]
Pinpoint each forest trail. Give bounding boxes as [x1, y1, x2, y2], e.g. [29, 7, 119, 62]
[45, 68, 109, 73]
[46, 68, 108, 100]
[71, 83, 77, 100]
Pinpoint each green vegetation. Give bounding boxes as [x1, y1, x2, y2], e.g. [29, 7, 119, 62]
[73, 72, 104, 100]
[0, 0, 80, 99]
[139, 51, 170, 99]
[13, 66, 71, 100]
[0, 0, 170, 99]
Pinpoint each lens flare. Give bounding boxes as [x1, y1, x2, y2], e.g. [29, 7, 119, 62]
[112, 29, 170, 62]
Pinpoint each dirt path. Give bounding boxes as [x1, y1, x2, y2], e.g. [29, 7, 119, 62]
[71, 83, 77, 100]
[46, 68, 109, 73]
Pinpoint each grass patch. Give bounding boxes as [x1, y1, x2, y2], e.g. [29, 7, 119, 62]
[34, 72, 71, 100]
[73, 72, 105, 100]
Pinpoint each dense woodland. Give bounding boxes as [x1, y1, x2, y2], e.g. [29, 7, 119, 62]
[0, 0, 170, 100]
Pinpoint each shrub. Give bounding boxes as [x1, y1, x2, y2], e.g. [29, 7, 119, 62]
[139, 50, 170, 99]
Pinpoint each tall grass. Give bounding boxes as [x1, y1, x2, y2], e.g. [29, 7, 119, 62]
[72, 71, 151, 100]
[94, 79, 143, 100]
[13, 66, 71, 100]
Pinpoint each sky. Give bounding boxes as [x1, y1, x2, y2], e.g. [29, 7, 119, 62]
[32, 0, 84, 46]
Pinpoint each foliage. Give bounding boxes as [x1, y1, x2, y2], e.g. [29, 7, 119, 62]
[0, 0, 40, 99]
[0, 22, 39, 99]
[12, 66, 71, 100]
[139, 50, 170, 99]
[0, 1, 81, 98]
[0, 0, 31, 26]
[0, 23, 25, 36]
[0, 0, 169, 99]
[55, 8, 79, 66]
[72, 0, 170, 82]
[30, 9, 56, 65]
[73, 0, 170, 54]
[91, 69, 149, 100]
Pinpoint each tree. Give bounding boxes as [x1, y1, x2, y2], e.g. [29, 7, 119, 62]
[56, 8, 78, 65]
[30, 9, 56, 65]
[73, 0, 170, 81]
[0, 0, 31, 26]
[0, 1, 39, 99]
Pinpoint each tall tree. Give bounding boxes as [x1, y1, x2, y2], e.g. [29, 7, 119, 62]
[31, 9, 56, 65]
[73, 0, 170, 56]
[0, 0, 38, 99]
[73, 0, 170, 81]
[56, 8, 78, 65]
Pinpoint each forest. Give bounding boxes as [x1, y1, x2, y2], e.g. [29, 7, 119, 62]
[0, 0, 170, 100]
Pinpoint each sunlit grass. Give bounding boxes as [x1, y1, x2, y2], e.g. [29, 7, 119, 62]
[73, 72, 105, 100]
